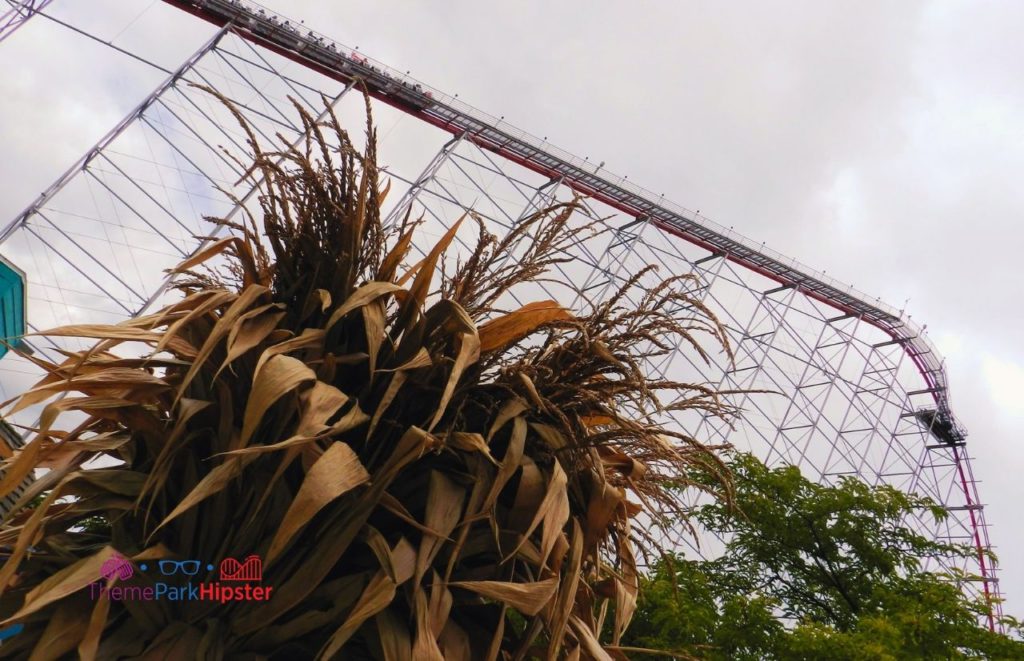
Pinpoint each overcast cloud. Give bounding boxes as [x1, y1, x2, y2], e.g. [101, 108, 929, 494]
[1, 0, 1020, 614]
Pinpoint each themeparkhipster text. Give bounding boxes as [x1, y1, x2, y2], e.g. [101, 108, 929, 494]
[89, 553, 272, 603]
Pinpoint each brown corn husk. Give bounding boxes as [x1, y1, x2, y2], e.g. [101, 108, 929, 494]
[0, 93, 735, 660]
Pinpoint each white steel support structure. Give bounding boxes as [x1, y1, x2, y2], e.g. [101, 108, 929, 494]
[0, 0, 53, 43]
[0, 0, 1001, 628]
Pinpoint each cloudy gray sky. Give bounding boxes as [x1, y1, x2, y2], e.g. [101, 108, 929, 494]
[1, 0, 1021, 615]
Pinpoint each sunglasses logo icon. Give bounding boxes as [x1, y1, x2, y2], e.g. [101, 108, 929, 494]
[158, 560, 202, 576]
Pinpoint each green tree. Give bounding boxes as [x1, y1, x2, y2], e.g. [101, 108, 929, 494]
[625, 454, 1024, 659]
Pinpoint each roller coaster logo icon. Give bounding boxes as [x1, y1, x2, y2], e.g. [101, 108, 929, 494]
[219, 554, 262, 582]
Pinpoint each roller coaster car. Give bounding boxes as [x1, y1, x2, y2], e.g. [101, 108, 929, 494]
[310, 45, 339, 68]
[387, 81, 433, 110]
[915, 409, 960, 445]
[250, 20, 270, 37]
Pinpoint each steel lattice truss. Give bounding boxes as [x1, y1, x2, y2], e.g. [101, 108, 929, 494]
[0, 0, 54, 43]
[0, 1, 1001, 625]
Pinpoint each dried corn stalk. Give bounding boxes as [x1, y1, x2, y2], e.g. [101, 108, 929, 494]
[0, 94, 735, 660]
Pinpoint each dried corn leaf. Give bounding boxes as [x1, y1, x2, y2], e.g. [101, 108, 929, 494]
[448, 432, 497, 465]
[168, 235, 241, 273]
[450, 578, 557, 616]
[249, 329, 324, 377]
[580, 414, 615, 428]
[478, 301, 571, 353]
[153, 455, 249, 533]
[219, 303, 286, 374]
[222, 404, 366, 457]
[426, 572, 453, 639]
[483, 415, 526, 512]
[428, 330, 480, 431]
[584, 482, 625, 553]
[38, 432, 131, 469]
[377, 347, 432, 374]
[439, 620, 472, 661]
[547, 520, 583, 658]
[296, 380, 351, 436]
[415, 471, 465, 584]
[38, 396, 139, 436]
[77, 587, 111, 661]
[486, 398, 529, 443]
[268, 442, 369, 562]
[320, 570, 396, 657]
[570, 614, 614, 661]
[377, 224, 416, 284]
[412, 587, 444, 661]
[395, 216, 464, 334]
[155, 288, 237, 355]
[0, 483, 64, 590]
[363, 300, 387, 373]
[390, 536, 418, 585]
[508, 460, 569, 570]
[238, 429, 434, 633]
[4, 546, 117, 622]
[0, 437, 42, 498]
[377, 608, 412, 661]
[315, 288, 332, 311]
[71, 470, 145, 498]
[325, 281, 403, 331]
[28, 598, 91, 661]
[31, 324, 197, 359]
[368, 372, 406, 438]
[530, 422, 568, 451]
[240, 354, 316, 446]
[601, 451, 647, 479]
[613, 520, 639, 644]
[175, 284, 268, 397]
[8, 370, 169, 417]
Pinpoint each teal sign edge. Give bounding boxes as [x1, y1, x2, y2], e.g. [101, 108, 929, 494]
[0, 254, 26, 359]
